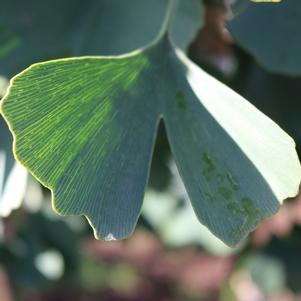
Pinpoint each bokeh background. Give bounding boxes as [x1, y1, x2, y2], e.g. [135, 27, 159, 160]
[1, 0, 301, 300]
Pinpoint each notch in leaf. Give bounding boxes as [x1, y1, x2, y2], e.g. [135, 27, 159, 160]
[1, 0, 300, 246]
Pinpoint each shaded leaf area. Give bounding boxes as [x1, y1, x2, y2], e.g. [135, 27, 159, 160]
[0, 0, 203, 79]
[2, 35, 300, 246]
[228, 0, 301, 75]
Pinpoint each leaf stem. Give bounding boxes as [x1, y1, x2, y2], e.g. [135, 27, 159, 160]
[155, 0, 179, 42]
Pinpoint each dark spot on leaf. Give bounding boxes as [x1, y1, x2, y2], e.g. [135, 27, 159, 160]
[218, 186, 233, 199]
[204, 191, 216, 203]
[202, 152, 216, 181]
[216, 173, 225, 184]
[228, 197, 260, 237]
[226, 173, 240, 191]
[176, 91, 188, 110]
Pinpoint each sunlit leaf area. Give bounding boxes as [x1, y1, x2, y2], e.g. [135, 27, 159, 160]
[1, 0, 301, 300]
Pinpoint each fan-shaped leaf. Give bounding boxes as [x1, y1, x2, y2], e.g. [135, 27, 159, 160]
[2, 34, 300, 245]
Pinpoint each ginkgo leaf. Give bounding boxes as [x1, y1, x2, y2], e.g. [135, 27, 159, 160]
[2, 31, 300, 245]
[228, 0, 301, 75]
[2, 48, 161, 240]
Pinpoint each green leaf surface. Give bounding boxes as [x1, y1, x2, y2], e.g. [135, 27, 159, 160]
[2, 34, 300, 245]
[0, 0, 203, 78]
[228, 0, 301, 75]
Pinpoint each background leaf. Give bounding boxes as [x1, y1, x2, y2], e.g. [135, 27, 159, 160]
[228, 0, 301, 75]
[0, 0, 203, 78]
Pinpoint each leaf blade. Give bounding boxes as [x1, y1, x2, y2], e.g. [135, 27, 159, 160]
[228, 0, 301, 75]
[1, 53, 161, 239]
[2, 38, 300, 246]
[163, 50, 301, 245]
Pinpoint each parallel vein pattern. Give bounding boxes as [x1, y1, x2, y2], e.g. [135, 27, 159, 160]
[2, 54, 162, 240]
[1, 39, 300, 245]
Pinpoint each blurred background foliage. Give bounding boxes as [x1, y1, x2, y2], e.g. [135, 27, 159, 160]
[1, 0, 301, 300]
